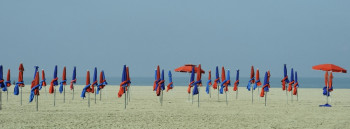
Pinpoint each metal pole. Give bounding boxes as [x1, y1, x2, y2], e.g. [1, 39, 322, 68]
[7, 90, 8, 102]
[161, 90, 163, 106]
[64, 85, 65, 103]
[209, 87, 211, 98]
[192, 93, 194, 104]
[94, 88, 96, 104]
[36, 95, 39, 111]
[225, 91, 228, 106]
[0, 91, 2, 110]
[88, 93, 90, 107]
[291, 91, 293, 102]
[236, 89, 238, 100]
[265, 92, 267, 106]
[124, 87, 126, 109]
[217, 83, 220, 102]
[258, 87, 260, 100]
[286, 89, 288, 104]
[251, 83, 254, 104]
[198, 91, 200, 108]
[100, 90, 102, 101]
[128, 86, 131, 102]
[72, 88, 74, 100]
[54, 87, 56, 106]
[326, 85, 329, 104]
[45, 86, 47, 96]
[297, 91, 299, 101]
[20, 87, 22, 106]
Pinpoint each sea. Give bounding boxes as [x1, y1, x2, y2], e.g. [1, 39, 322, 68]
[18, 77, 350, 89]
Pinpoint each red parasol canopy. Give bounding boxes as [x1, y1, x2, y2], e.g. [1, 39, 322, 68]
[175, 64, 205, 74]
[41, 69, 47, 86]
[196, 64, 202, 86]
[31, 72, 40, 95]
[312, 64, 347, 73]
[250, 66, 255, 83]
[6, 69, 11, 87]
[18, 63, 25, 87]
[62, 67, 66, 85]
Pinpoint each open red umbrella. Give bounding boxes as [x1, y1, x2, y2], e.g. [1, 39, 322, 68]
[312, 64, 347, 73]
[175, 64, 205, 74]
[312, 64, 347, 107]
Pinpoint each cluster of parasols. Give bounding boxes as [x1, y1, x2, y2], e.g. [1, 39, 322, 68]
[0, 63, 347, 111]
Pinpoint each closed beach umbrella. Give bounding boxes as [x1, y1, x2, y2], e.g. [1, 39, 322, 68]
[70, 66, 77, 90]
[59, 66, 67, 94]
[247, 66, 255, 91]
[281, 64, 289, 91]
[254, 69, 261, 90]
[5, 69, 11, 88]
[118, 65, 128, 98]
[221, 69, 231, 105]
[288, 68, 294, 92]
[260, 71, 270, 106]
[192, 65, 201, 96]
[188, 66, 195, 94]
[154, 66, 160, 93]
[156, 70, 165, 96]
[213, 66, 220, 90]
[39, 69, 46, 90]
[206, 70, 212, 94]
[220, 67, 226, 94]
[81, 70, 91, 98]
[293, 71, 299, 95]
[29, 72, 40, 103]
[97, 70, 107, 94]
[91, 67, 97, 94]
[14, 63, 25, 96]
[166, 71, 174, 92]
[233, 70, 239, 91]
[0, 65, 6, 91]
[49, 65, 58, 94]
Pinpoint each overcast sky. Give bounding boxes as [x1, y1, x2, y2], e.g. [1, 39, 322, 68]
[1, 0, 349, 78]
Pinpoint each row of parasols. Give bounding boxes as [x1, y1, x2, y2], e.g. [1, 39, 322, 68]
[0, 63, 347, 111]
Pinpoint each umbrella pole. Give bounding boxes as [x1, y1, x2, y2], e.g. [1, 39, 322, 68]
[161, 90, 163, 106]
[72, 88, 74, 100]
[20, 87, 22, 106]
[54, 87, 56, 106]
[0, 91, 2, 110]
[36, 95, 39, 111]
[251, 83, 254, 104]
[88, 93, 90, 107]
[45, 86, 47, 96]
[326, 85, 329, 104]
[297, 90, 298, 101]
[218, 83, 220, 102]
[100, 90, 102, 101]
[124, 87, 126, 109]
[225, 91, 228, 106]
[291, 91, 293, 102]
[94, 88, 96, 104]
[209, 87, 211, 98]
[7, 90, 8, 102]
[64, 85, 65, 103]
[128, 86, 131, 102]
[198, 91, 200, 108]
[265, 92, 267, 106]
[286, 89, 288, 104]
[192, 93, 194, 104]
[258, 87, 260, 100]
[236, 89, 238, 100]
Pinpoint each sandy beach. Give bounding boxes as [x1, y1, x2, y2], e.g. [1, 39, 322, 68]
[1, 85, 350, 129]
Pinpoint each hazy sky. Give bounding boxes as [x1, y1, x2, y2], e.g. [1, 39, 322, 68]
[1, 0, 349, 78]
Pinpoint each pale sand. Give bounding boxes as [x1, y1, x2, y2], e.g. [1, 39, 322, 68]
[1, 85, 350, 129]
